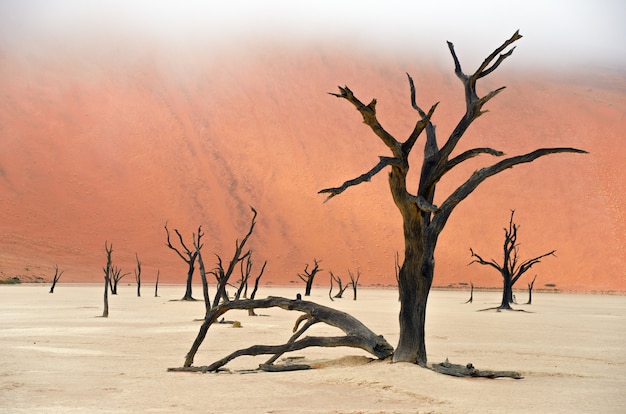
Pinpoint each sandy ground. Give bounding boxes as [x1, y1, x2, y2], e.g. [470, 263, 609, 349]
[1, 284, 624, 413]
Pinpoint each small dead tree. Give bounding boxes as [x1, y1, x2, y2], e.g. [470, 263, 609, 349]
[469, 210, 555, 310]
[526, 275, 537, 304]
[165, 223, 203, 301]
[102, 242, 113, 318]
[154, 270, 160, 298]
[240, 255, 266, 316]
[320, 31, 585, 364]
[297, 259, 322, 296]
[48, 264, 64, 293]
[329, 271, 350, 299]
[193, 238, 210, 315]
[348, 269, 361, 301]
[210, 207, 258, 309]
[465, 282, 474, 304]
[134, 253, 141, 297]
[109, 266, 129, 295]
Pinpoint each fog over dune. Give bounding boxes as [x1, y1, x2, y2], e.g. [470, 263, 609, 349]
[0, 1, 624, 292]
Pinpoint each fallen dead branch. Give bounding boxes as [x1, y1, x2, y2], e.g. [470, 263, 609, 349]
[168, 296, 394, 372]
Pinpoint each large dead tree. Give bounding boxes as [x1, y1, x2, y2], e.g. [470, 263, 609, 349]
[165, 223, 203, 301]
[469, 210, 554, 310]
[319, 31, 586, 365]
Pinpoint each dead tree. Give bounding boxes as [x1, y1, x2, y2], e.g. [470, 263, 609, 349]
[348, 269, 361, 301]
[48, 264, 64, 293]
[154, 270, 160, 298]
[102, 242, 113, 318]
[134, 253, 141, 297]
[297, 259, 322, 296]
[165, 223, 203, 301]
[233, 253, 267, 315]
[329, 271, 350, 299]
[109, 266, 129, 295]
[319, 31, 586, 365]
[465, 282, 474, 304]
[210, 207, 257, 309]
[469, 210, 555, 310]
[193, 238, 210, 315]
[172, 297, 394, 371]
[526, 275, 537, 304]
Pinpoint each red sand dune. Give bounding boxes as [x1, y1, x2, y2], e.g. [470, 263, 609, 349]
[1, 43, 624, 292]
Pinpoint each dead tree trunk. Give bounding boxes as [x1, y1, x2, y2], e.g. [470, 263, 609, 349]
[165, 223, 203, 301]
[48, 264, 64, 293]
[175, 296, 394, 371]
[527, 275, 537, 304]
[470, 210, 555, 311]
[102, 242, 113, 318]
[193, 239, 210, 316]
[348, 269, 361, 301]
[297, 259, 322, 296]
[320, 31, 586, 364]
[134, 253, 141, 297]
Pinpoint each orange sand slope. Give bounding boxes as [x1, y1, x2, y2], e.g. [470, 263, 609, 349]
[0, 43, 625, 292]
[1, 285, 625, 413]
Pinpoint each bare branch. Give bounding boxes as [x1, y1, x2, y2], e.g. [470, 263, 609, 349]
[468, 247, 501, 271]
[433, 147, 588, 231]
[319, 156, 403, 202]
[407, 73, 439, 158]
[329, 86, 400, 152]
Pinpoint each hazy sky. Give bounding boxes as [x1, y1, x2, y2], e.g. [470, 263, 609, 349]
[1, 0, 625, 68]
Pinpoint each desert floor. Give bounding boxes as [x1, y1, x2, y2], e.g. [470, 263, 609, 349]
[1, 284, 624, 414]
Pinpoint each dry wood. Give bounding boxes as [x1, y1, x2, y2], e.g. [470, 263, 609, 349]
[174, 296, 393, 371]
[432, 359, 522, 379]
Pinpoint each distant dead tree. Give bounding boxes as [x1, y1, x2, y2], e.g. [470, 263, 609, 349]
[48, 264, 64, 293]
[319, 31, 585, 365]
[297, 259, 322, 296]
[465, 282, 474, 304]
[329, 271, 349, 299]
[102, 242, 113, 318]
[209, 206, 258, 309]
[526, 275, 538, 304]
[239, 254, 266, 316]
[165, 223, 203, 301]
[134, 254, 141, 297]
[469, 210, 555, 310]
[154, 270, 160, 298]
[109, 265, 129, 295]
[348, 269, 361, 301]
